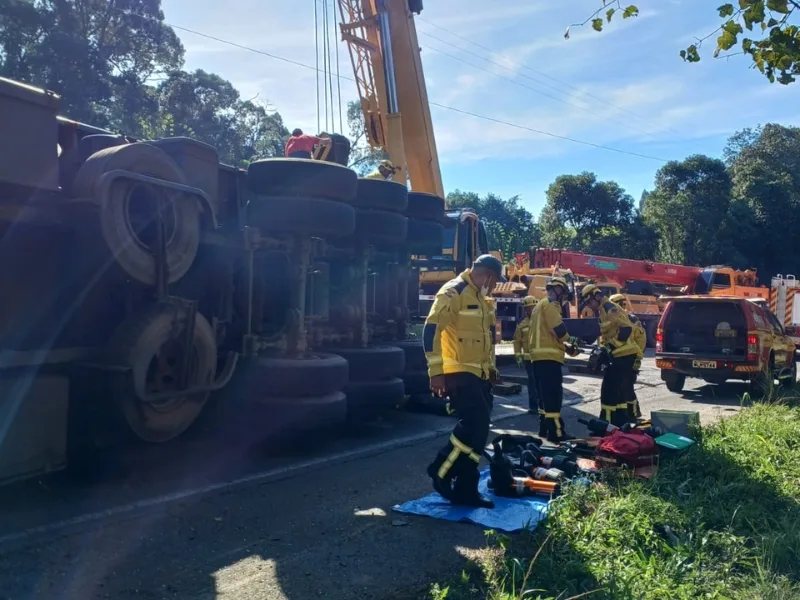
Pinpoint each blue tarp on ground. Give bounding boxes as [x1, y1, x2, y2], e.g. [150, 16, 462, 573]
[392, 468, 550, 532]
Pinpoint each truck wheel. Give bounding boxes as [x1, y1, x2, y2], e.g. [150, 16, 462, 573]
[247, 158, 357, 202]
[352, 209, 408, 245]
[353, 178, 408, 212]
[407, 192, 445, 222]
[393, 339, 427, 371]
[780, 359, 797, 388]
[407, 219, 444, 255]
[109, 304, 217, 443]
[331, 345, 405, 381]
[345, 377, 405, 416]
[247, 196, 356, 237]
[249, 353, 349, 397]
[252, 391, 348, 434]
[71, 143, 201, 285]
[401, 369, 430, 395]
[663, 372, 685, 393]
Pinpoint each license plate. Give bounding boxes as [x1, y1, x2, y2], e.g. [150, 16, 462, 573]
[692, 360, 717, 369]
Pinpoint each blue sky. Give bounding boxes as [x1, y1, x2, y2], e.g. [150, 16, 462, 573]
[160, 0, 799, 217]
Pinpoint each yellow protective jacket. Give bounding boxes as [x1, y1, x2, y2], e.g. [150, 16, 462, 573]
[599, 301, 639, 358]
[424, 270, 496, 379]
[528, 298, 570, 364]
[512, 315, 532, 360]
[364, 170, 388, 180]
[628, 313, 647, 357]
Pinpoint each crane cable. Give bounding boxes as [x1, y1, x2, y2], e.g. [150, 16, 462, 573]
[325, 0, 335, 132]
[334, 2, 343, 132]
[314, 0, 320, 132]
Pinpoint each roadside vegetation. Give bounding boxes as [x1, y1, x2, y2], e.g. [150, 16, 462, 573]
[430, 399, 800, 600]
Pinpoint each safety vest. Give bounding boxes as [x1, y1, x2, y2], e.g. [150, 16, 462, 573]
[423, 270, 496, 379]
[628, 313, 647, 357]
[513, 315, 532, 360]
[528, 298, 569, 364]
[599, 301, 639, 358]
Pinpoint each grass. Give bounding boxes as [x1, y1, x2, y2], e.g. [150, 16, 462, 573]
[429, 401, 800, 600]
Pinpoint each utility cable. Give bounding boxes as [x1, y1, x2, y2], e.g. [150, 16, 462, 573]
[417, 16, 684, 138]
[114, 9, 669, 163]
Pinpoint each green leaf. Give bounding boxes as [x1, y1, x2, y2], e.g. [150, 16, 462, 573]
[718, 3, 735, 17]
[742, 38, 753, 51]
[767, 17, 779, 26]
[606, 7, 616, 22]
[592, 18, 604, 32]
[766, 0, 790, 14]
[623, 4, 639, 18]
[718, 29, 739, 51]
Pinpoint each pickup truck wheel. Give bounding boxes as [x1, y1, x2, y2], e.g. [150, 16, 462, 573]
[331, 345, 405, 381]
[71, 143, 201, 285]
[407, 192, 445, 222]
[249, 353, 349, 397]
[345, 377, 405, 417]
[109, 305, 217, 443]
[663, 372, 685, 393]
[780, 360, 797, 388]
[354, 178, 408, 212]
[247, 158, 357, 202]
[352, 209, 408, 245]
[407, 219, 444, 255]
[247, 196, 356, 237]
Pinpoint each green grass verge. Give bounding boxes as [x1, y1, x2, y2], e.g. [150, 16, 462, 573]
[430, 403, 800, 600]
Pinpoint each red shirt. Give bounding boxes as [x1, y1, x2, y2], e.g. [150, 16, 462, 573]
[285, 134, 321, 156]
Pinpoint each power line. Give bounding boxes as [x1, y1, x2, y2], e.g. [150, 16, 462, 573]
[417, 16, 684, 138]
[119, 9, 667, 162]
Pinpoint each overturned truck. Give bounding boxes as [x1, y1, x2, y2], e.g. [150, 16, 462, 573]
[0, 77, 444, 485]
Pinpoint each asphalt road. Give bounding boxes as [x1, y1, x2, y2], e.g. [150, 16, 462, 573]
[0, 354, 747, 600]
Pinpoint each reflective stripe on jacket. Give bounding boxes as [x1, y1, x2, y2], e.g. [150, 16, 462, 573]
[528, 298, 569, 364]
[599, 301, 639, 358]
[423, 270, 497, 378]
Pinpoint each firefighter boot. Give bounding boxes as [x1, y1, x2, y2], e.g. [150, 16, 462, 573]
[537, 410, 547, 438]
[427, 454, 455, 501]
[452, 468, 495, 509]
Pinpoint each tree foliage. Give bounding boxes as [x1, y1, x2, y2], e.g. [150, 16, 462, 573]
[446, 190, 540, 260]
[575, 1, 800, 84]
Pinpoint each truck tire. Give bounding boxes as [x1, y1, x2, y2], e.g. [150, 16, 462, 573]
[332, 345, 405, 381]
[353, 209, 408, 245]
[780, 359, 797, 388]
[354, 178, 408, 212]
[71, 143, 201, 285]
[401, 369, 430, 395]
[407, 219, 444, 255]
[108, 304, 217, 443]
[249, 353, 349, 397]
[393, 339, 427, 371]
[663, 372, 686, 393]
[407, 191, 445, 222]
[247, 158, 357, 202]
[247, 196, 356, 237]
[345, 377, 405, 414]
[253, 391, 348, 433]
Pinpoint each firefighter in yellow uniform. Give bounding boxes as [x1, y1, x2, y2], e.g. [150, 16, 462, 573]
[528, 277, 580, 441]
[513, 296, 539, 415]
[364, 159, 400, 180]
[581, 285, 640, 426]
[610, 294, 646, 418]
[424, 254, 504, 509]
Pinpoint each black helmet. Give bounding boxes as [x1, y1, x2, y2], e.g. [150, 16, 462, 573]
[473, 254, 507, 282]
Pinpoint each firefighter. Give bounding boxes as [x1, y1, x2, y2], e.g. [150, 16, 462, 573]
[610, 293, 646, 418]
[424, 254, 505, 508]
[365, 159, 400, 181]
[581, 285, 640, 426]
[513, 296, 539, 415]
[528, 277, 580, 441]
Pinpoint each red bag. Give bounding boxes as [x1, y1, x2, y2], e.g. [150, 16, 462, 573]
[596, 429, 658, 468]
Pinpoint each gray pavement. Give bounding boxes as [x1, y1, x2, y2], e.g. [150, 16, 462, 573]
[0, 355, 747, 599]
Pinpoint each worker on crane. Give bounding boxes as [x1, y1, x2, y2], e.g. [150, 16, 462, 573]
[610, 293, 645, 418]
[581, 285, 639, 426]
[424, 254, 504, 509]
[528, 277, 580, 441]
[513, 296, 539, 416]
[284, 128, 330, 159]
[365, 159, 401, 181]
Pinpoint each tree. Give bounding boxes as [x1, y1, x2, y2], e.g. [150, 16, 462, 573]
[539, 172, 654, 258]
[573, 1, 800, 84]
[346, 100, 386, 175]
[446, 190, 540, 259]
[642, 155, 733, 266]
[727, 123, 800, 275]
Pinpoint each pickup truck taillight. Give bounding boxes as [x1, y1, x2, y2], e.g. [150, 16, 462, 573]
[747, 333, 759, 362]
[655, 328, 663, 353]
